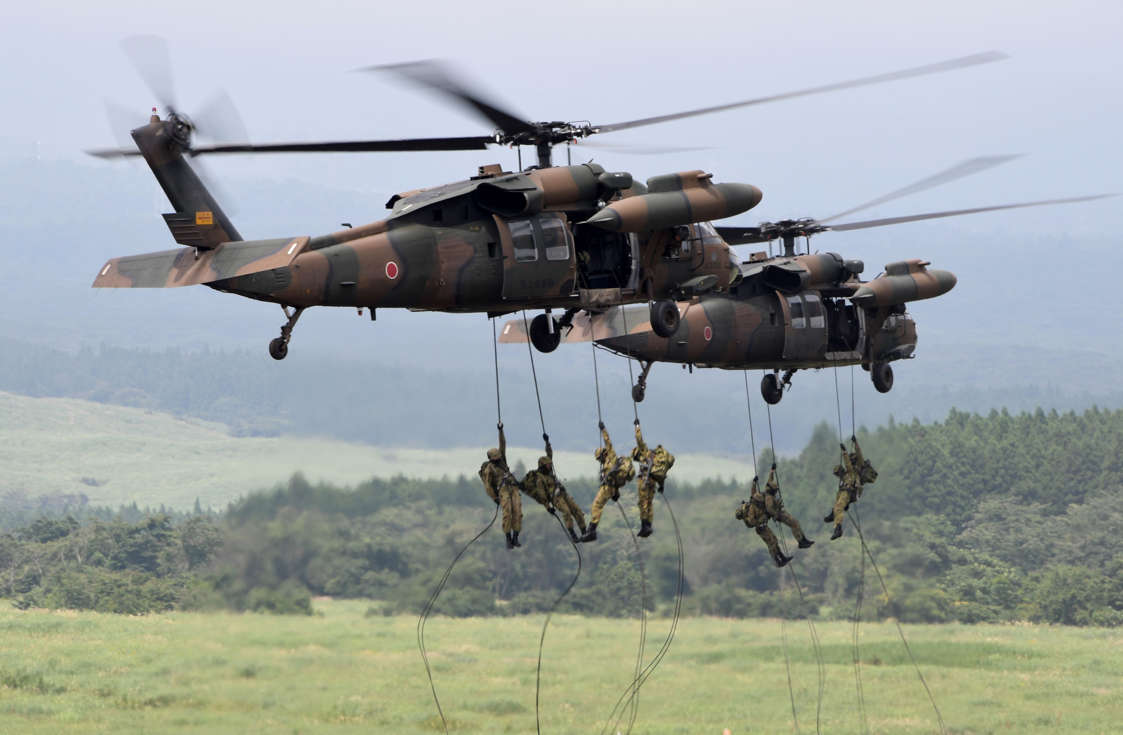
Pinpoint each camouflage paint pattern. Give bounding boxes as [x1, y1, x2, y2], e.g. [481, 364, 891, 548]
[583, 170, 763, 232]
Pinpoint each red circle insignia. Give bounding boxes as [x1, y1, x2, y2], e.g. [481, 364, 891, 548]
[385, 261, 399, 279]
[703, 325, 713, 341]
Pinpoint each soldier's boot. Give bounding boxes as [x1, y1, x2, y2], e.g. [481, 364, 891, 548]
[824, 512, 835, 523]
[830, 525, 843, 540]
[798, 536, 815, 549]
[568, 527, 581, 544]
[637, 520, 653, 538]
[512, 531, 522, 548]
[505, 532, 514, 550]
[773, 551, 792, 568]
[580, 522, 598, 542]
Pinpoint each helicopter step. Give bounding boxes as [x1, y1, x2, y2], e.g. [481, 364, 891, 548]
[269, 305, 305, 360]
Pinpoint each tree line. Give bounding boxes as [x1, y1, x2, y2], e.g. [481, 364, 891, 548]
[1, 406, 1120, 625]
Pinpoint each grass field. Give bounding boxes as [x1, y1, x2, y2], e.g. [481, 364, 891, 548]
[0, 392, 754, 510]
[0, 599, 1119, 734]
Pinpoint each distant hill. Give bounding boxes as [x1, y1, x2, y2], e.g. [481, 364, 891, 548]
[0, 391, 755, 509]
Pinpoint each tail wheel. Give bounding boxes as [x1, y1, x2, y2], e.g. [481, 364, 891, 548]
[649, 299, 680, 338]
[761, 373, 783, 404]
[872, 362, 894, 393]
[268, 338, 288, 361]
[529, 313, 561, 353]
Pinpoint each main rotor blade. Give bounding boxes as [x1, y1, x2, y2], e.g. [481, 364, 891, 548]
[822, 154, 1022, 222]
[715, 226, 768, 245]
[828, 194, 1117, 232]
[362, 60, 536, 137]
[120, 35, 177, 111]
[189, 136, 494, 155]
[87, 135, 494, 159]
[572, 140, 712, 155]
[594, 51, 1007, 134]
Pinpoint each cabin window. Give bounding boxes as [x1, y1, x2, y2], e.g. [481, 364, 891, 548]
[510, 219, 537, 263]
[804, 294, 825, 329]
[539, 217, 570, 261]
[788, 296, 805, 329]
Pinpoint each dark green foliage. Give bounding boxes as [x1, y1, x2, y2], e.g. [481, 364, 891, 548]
[2, 407, 1121, 624]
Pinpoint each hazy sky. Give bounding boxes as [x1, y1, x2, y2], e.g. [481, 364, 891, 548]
[3, 0, 1120, 237]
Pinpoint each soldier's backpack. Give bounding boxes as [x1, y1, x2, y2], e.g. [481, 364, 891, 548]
[609, 456, 635, 485]
[650, 445, 675, 481]
[858, 460, 878, 484]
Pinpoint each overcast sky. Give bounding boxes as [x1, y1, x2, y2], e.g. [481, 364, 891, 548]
[3, 0, 1120, 238]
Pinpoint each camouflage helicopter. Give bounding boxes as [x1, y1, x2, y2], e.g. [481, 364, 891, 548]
[499, 153, 1112, 403]
[90, 40, 1015, 360]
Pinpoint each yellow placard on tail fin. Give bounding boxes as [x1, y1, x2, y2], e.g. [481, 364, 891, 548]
[195, 211, 214, 226]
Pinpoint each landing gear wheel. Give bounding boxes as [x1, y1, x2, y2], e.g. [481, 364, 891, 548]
[269, 305, 304, 361]
[632, 360, 653, 403]
[268, 338, 288, 361]
[529, 313, 561, 353]
[761, 372, 783, 405]
[632, 384, 646, 403]
[871, 362, 894, 393]
[649, 299, 680, 338]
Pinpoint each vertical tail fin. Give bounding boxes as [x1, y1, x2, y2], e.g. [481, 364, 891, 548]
[131, 113, 241, 248]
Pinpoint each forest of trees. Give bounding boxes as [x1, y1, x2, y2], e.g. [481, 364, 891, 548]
[1, 407, 1120, 625]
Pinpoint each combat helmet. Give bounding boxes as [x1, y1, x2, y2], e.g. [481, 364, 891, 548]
[487, 448, 502, 461]
[538, 455, 552, 470]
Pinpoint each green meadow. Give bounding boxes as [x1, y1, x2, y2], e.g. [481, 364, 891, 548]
[0, 599, 1119, 734]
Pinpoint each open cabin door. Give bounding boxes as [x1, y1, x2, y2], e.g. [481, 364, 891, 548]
[495, 213, 577, 301]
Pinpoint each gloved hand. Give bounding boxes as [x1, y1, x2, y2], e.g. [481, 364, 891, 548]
[657, 482, 665, 494]
[494, 497, 500, 506]
[547, 506, 557, 516]
[840, 443, 846, 450]
[852, 434, 857, 441]
[634, 418, 640, 426]
[497, 421, 503, 430]
[599, 421, 606, 430]
[612, 490, 620, 502]
[771, 462, 777, 469]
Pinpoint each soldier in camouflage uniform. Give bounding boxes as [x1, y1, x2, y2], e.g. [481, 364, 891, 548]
[581, 422, 634, 542]
[849, 435, 879, 487]
[735, 477, 792, 567]
[631, 419, 675, 538]
[478, 422, 523, 549]
[522, 443, 587, 543]
[824, 442, 860, 540]
[762, 463, 814, 549]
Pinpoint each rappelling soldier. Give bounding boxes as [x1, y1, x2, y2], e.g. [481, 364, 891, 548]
[631, 419, 675, 538]
[849, 434, 878, 486]
[735, 477, 791, 567]
[478, 422, 523, 549]
[824, 442, 860, 540]
[522, 441, 588, 543]
[762, 463, 813, 549]
[582, 422, 635, 542]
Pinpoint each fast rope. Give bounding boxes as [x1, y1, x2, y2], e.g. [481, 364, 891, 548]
[418, 508, 498, 735]
[617, 301, 646, 733]
[850, 507, 948, 734]
[535, 511, 583, 735]
[520, 311, 584, 735]
[839, 365, 945, 734]
[416, 317, 506, 734]
[743, 371, 799, 733]
[765, 388, 827, 735]
[599, 493, 686, 735]
[833, 366, 869, 735]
